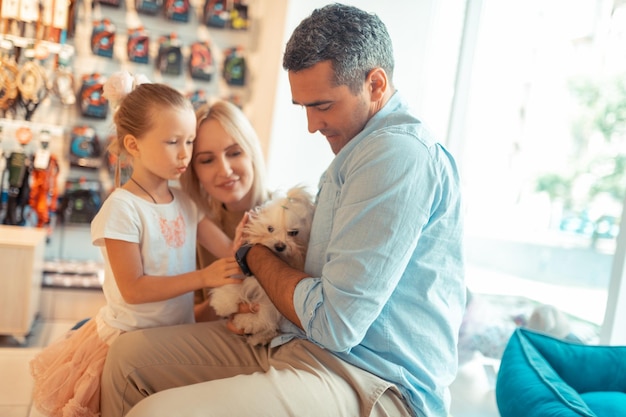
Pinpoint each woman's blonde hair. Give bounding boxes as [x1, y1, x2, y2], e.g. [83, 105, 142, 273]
[180, 100, 269, 222]
[107, 83, 193, 187]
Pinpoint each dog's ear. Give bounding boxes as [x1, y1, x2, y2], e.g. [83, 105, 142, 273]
[286, 186, 314, 206]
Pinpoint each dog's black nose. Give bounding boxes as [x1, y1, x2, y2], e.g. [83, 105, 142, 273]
[275, 243, 286, 252]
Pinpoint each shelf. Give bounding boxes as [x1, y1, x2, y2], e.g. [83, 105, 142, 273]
[0, 118, 66, 137]
[0, 34, 75, 57]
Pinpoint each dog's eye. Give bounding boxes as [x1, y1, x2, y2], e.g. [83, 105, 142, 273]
[288, 230, 299, 237]
[267, 226, 274, 233]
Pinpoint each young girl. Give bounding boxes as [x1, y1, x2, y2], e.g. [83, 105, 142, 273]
[29, 71, 242, 417]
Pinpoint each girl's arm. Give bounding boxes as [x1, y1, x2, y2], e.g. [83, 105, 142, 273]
[105, 238, 241, 304]
[197, 216, 234, 258]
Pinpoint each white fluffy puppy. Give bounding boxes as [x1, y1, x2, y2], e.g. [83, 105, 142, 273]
[210, 186, 315, 345]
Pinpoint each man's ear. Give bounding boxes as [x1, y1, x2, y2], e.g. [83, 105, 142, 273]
[123, 134, 140, 158]
[367, 67, 388, 101]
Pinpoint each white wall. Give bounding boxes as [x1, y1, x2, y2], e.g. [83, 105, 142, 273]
[242, 0, 289, 159]
[265, 0, 467, 191]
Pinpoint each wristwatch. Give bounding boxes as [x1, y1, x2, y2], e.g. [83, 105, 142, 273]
[235, 244, 254, 276]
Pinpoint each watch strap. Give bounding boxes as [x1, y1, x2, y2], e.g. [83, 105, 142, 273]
[235, 243, 254, 276]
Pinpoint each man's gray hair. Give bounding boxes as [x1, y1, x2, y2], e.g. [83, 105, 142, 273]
[283, 3, 395, 94]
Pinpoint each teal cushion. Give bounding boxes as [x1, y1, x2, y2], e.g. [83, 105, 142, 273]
[496, 328, 626, 417]
[581, 392, 626, 416]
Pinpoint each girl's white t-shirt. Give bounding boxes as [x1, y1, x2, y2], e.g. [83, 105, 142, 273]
[91, 187, 202, 332]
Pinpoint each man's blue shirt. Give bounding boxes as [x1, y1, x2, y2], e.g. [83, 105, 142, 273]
[274, 92, 466, 417]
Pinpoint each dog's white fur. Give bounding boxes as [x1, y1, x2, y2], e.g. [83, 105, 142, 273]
[209, 186, 315, 346]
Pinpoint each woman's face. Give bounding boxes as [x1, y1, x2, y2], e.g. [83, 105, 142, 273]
[192, 118, 255, 212]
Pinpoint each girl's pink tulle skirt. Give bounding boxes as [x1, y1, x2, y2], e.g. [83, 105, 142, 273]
[30, 317, 121, 417]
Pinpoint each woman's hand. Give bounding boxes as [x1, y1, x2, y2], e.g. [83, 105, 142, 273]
[226, 302, 260, 335]
[233, 211, 253, 251]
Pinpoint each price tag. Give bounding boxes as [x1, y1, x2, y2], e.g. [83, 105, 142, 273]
[52, 0, 69, 29]
[41, 0, 54, 26]
[0, 39, 14, 50]
[1, 0, 20, 19]
[19, 0, 39, 22]
[34, 148, 51, 169]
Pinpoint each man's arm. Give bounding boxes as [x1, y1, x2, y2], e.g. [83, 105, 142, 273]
[246, 244, 309, 329]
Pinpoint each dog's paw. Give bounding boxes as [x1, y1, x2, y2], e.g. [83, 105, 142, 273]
[226, 298, 282, 345]
[231, 312, 278, 336]
[209, 285, 242, 317]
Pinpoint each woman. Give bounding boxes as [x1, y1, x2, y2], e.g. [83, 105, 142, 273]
[179, 99, 270, 321]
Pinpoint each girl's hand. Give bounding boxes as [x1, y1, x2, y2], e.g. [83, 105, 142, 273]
[201, 258, 244, 287]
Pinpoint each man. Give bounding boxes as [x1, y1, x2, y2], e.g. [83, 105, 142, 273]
[101, 4, 465, 417]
